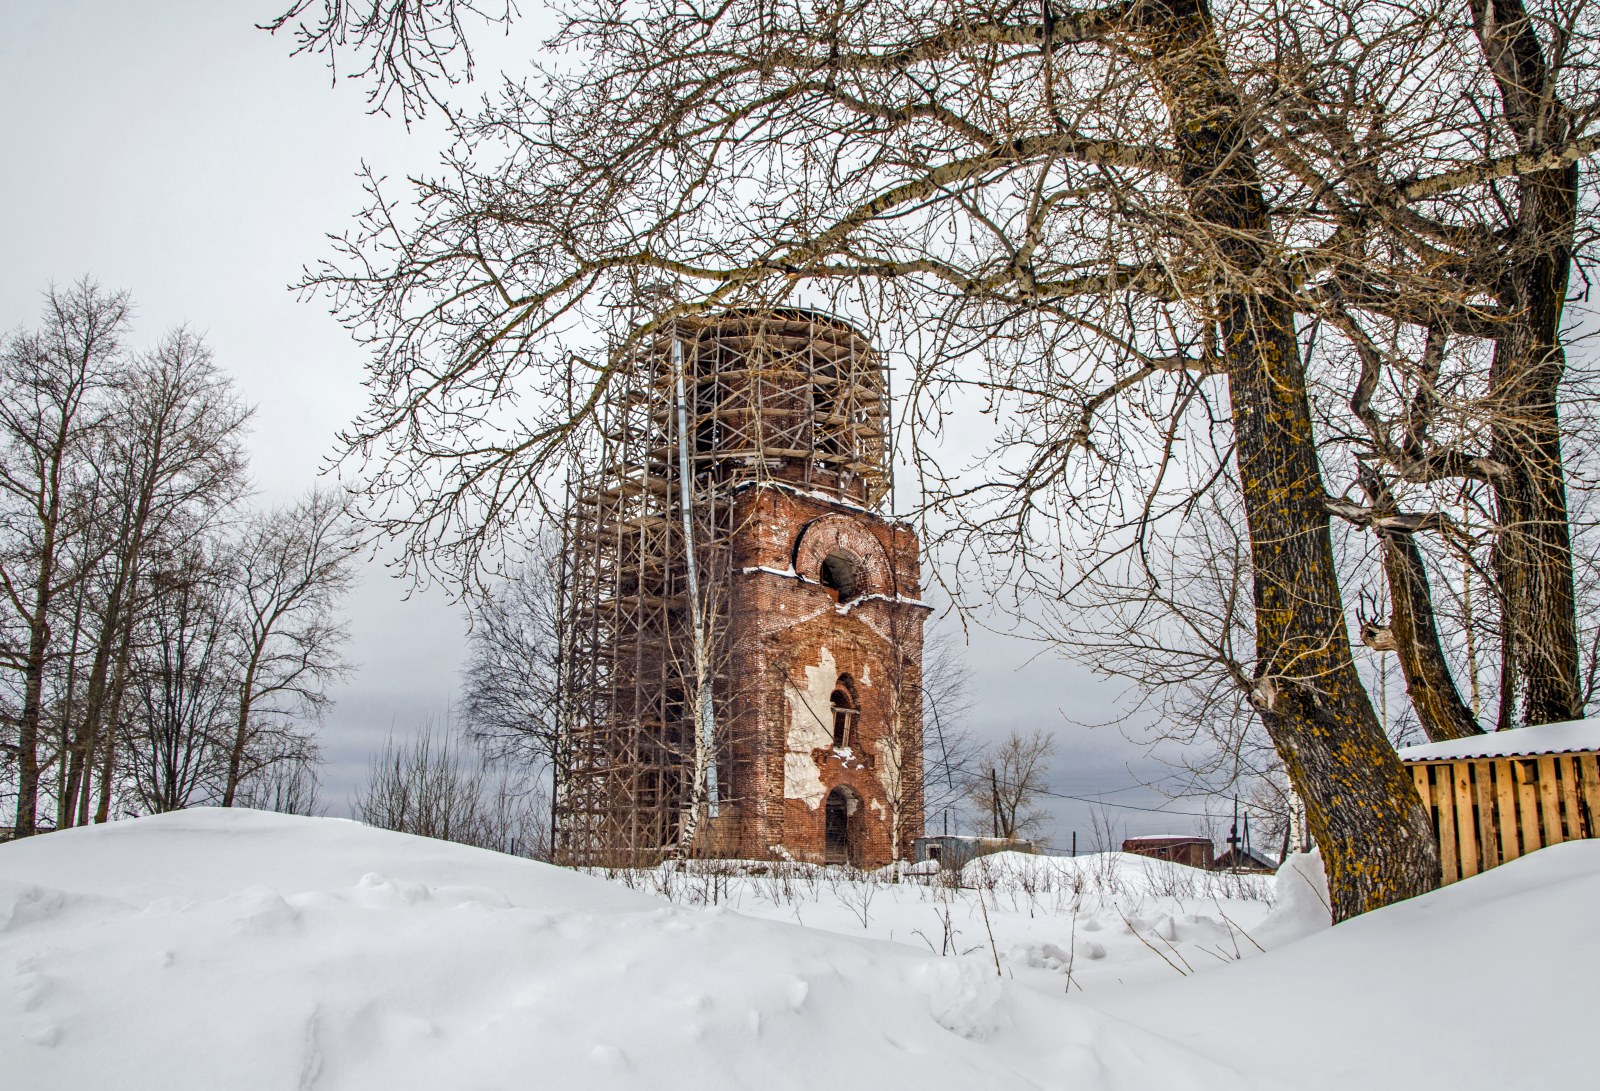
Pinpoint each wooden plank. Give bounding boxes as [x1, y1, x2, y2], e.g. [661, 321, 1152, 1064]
[1516, 760, 1544, 853]
[1454, 762, 1480, 879]
[1475, 761, 1499, 869]
[1412, 764, 1433, 811]
[1537, 756, 1564, 846]
[1495, 759, 1522, 863]
[1557, 756, 1583, 842]
[1579, 755, 1600, 839]
[1411, 765, 1440, 881]
[1434, 765, 1459, 884]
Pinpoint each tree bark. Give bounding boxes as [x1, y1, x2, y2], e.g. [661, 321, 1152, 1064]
[221, 658, 261, 808]
[1145, 0, 1439, 919]
[1378, 530, 1484, 742]
[1468, 0, 1582, 727]
[61, 552, 131, 827]
[13, 582, 51, 837]
[1488, 170, 1579, 727]
[92, 608, 138, 824]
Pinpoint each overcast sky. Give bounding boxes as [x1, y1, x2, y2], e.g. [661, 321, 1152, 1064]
[1, 1, 1244, 849]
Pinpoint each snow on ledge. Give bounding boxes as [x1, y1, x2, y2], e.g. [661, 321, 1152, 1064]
[1397, 716, 1600, 763]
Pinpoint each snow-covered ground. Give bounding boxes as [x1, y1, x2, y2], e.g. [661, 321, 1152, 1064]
[599, 849, 1287, 995]
[2, 809, 1594, 1089]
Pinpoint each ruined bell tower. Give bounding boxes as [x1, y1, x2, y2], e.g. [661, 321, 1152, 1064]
[554, 309, 928, 868]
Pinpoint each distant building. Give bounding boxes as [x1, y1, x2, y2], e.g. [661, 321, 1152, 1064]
[1121, 834, 1215, 870]
[1212, 845, 1278, 872]
[913, 835, 1038, 870]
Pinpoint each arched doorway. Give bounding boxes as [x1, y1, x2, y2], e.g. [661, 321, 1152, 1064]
[824, 786, 857, 866]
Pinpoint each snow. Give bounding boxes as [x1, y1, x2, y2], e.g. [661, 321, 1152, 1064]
[1397, 714, 1600, 761]
[1253, 849, 1332, 947]
[740, 564, 799, 578]
[3, 808, 1596, 1089]
[605, 848, 1278, 995]
[1096, 840, 1600, 1090]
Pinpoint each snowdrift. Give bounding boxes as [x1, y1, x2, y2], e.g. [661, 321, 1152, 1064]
[0, 810, 1238, 1090]
[1100, 836, 1600, 1090]
[2, 808, 1595, 1089]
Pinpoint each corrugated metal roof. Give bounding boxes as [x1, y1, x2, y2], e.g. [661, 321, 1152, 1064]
[1397, 716, 1600, 763]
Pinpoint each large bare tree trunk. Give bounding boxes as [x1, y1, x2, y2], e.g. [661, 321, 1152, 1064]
[1467, 0, 1582, 727]
[1148, 0, 1438, 919]
[1378, 531, 1484, 742]
[1488, 169, 1579, 727]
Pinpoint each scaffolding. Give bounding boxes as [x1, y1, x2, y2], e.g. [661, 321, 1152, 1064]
[553, 309, 891, 866]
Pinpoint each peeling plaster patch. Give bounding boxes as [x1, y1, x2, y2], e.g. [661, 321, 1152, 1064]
[784, 646, 840, 809]
[869, 799, 885, 819]
[784, 754, 826, 810]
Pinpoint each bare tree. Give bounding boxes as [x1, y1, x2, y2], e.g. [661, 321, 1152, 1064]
[354, 719, 551, 857]
[61, 327, 252, 825]
[235, 756, 325, 817]
[0, 281, 126, 836]
[921, 629, 980, 832]
[0, 282, 354, 828]
[262, 0, 516, 121]
[459, 540, 562, 770]
[299, 0, 1600, 916]
[967, 728, 1057, 842]
[120, 539, 235, 813]
[219, 490, 356, 806]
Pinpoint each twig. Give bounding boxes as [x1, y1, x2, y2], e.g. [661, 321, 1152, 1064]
[977, 888, 1002, 976]
[1116, 905, 1188, 976]
[1064, 910, 1081, 993]
[1213, 904, 1266, 953]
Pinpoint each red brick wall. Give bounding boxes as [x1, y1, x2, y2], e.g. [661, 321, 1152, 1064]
[702, 485, 927, 867]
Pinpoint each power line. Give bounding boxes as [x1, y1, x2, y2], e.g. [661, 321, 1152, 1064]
[1036, 787, 1229, 819]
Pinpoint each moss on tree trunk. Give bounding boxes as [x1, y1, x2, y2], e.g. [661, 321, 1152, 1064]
[1145, 0, 1440, 919]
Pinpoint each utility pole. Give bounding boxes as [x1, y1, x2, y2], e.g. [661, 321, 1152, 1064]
[991, 767, 1001, 838]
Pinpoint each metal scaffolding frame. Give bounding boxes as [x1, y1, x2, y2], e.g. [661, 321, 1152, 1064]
[552, 309, 891, 866]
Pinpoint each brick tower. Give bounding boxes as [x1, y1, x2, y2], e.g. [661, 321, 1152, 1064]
[554, 310, 928, 867]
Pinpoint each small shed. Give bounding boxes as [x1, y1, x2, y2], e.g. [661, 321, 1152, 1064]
[1211, 845, 1278, 873]
[1122, 834, 1215, 870]
[1398, 717, 1600, 885]
[912, 835, 1037, 870]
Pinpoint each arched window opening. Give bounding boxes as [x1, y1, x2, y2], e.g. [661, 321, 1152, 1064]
[830, 687, 858, 749]
[825, 787, 856, 866]
[820, 552, 861, 601]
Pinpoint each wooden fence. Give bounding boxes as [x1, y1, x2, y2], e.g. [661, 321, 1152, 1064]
[1406, 752, 1600, 885]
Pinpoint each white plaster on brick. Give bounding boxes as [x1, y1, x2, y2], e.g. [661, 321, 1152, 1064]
[784, 645, 839, 809]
